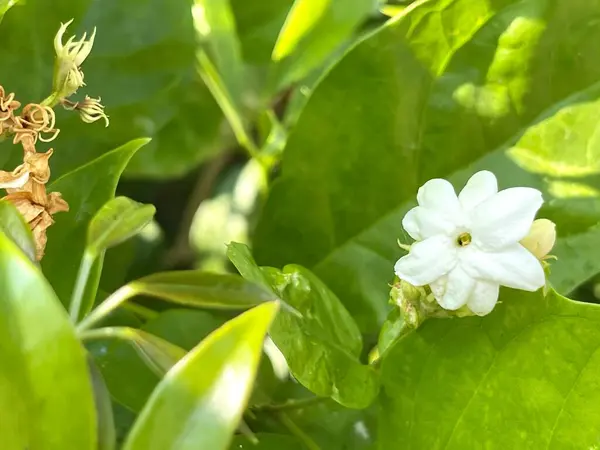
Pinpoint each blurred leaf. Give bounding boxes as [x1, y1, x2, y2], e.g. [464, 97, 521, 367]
[0, 232, 96, 449]
[88, 356, 117, 450]
[123, 302, 279, 450]
[228, 244, 378, 409]
[254, 0, 600, 333]
[42, 138, 149, 306]
[91, 309, 228, 413]
[88, 196, 156, 256]
[0, 200, 36, 262]
[129, 271, 278, 309]
[230, 433, 304, 449]
[379, 289, 600, 449]
[0, 0, 225, 179]
[0, 0, 19, 21]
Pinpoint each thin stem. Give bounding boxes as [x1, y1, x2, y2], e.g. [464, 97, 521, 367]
[69, 250, 96, 323]
[121, 302, 159, 321]
[256, 396, 325, 412]
[76, 284, 137, 332]
[40, 92, 60, 108]
[277, 412, 321, 450]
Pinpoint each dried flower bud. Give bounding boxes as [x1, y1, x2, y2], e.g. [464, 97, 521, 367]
[53, 19, 96, 99]
[520, 218, 556, 260]
[0, 86, 20, 122]
[64, 96, 109, 127]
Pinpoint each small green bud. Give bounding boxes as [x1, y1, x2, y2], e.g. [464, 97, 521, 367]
[520, 218, 556, 260]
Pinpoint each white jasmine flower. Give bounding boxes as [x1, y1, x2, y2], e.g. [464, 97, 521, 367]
[394, 170, 546, 316]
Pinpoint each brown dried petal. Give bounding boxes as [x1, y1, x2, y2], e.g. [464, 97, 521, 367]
[47, 191, 69, 214]
[24, 149, 53, 184]
[0, 164, 29, 189]
[30, 211, 54, 260]
[2, 191, 45, 223]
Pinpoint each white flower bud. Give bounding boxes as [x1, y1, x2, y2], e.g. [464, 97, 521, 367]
[520, 218, 556, 260]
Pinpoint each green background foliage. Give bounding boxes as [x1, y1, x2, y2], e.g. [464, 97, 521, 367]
[2, 0, 600, 448]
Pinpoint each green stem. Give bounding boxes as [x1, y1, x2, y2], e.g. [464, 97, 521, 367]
[277, 412, 321, 450]
[40, 92, 60, 108]
[76, 284, 137, 332]
[69, 250, 96, 323]
[256, 396, 325, 412]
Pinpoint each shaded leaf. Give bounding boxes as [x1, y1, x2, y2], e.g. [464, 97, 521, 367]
[379, 289, 600, 449]
[88, 356, 117, 450]
[230, 433, 304, 450]
[123, 302, 279, 450]
[0, 231, 96, 449]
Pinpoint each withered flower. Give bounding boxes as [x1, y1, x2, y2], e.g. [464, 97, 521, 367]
[0, 86, 20, 122]
[18, 104, 60, 142]
[63, 95, 109, 127]
[53, 19, 96, 99]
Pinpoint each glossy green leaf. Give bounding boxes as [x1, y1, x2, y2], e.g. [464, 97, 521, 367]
[228, 244, 378, 409]
[88, 356, 117, 450]
[87, 196, 156, 256]
[271, 0, 374, 87]
[230, 433, 304, 450]
[0, 200, 36, 262]
[254, 0, 600, 334]
[90, 309, 228, 413]
[0, 231, 96, 449]
[226, 242, 273, 290]
[42, 138, 149, 307]
[379, 289, 600, 449]
[129, 270, 278, 309]
[123, 302, 279, 450]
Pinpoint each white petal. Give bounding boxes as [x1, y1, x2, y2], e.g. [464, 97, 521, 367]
[470, 187, 543, 249]
[429, 274, 448, 300]
[394, 235, 457, 286]
[416, 178, 463, 224]
[0, 171, 29, 189]
[458, 170, 498, 211]
[436, 266, 475, 310]
[402, 206, 457, 241]
[461, 243, 545, 291]
[466, 280, 500, 316]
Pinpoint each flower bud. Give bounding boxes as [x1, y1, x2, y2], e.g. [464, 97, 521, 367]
[53, 20, 96, 99]
[520, 218, 556, 260]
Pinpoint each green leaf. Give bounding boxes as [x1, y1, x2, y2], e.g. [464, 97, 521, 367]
[379, 289, 600, 449]
[123, 302, 279, 450]
[0, 231, 96, 449]
[0, 200, 36, 262]
[228, 244, 378, 409]
[129, 271, 278, 309]
[0, 0, 19, 21]
[254, 0, 600, 333]
[88, 356, 117, 450]
[230, 433, 304, 450]
[90, 309, 228, 413]
[42, 138, 149, 307]
[271, 0, 374, 87]
[226, 241, 274, 290]
[87, 196, 156, 256]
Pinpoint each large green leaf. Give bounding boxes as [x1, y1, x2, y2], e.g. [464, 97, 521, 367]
[0, 232, 96, 449]
[254, 0, 600, 333]
[228, 243, 378, 408]
[379, 289, 600, 449]
[88, 356, 117, 450]
[0, 0, 224, 179]
[42, 138, 148, 306]
[123, 302, 279, 450]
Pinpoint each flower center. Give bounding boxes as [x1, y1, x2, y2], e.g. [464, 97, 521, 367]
[457, 232, 472, 247]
